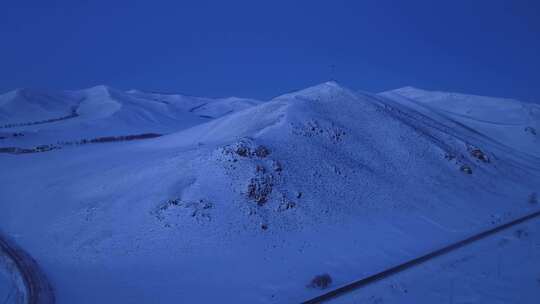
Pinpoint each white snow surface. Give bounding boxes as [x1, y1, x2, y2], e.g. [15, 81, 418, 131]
[0, 82, 539, 303]
[329, 218, 540, 304]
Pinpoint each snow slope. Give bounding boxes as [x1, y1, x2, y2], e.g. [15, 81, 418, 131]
[380, 87, 540, 157]
[0, 82, 539, 303]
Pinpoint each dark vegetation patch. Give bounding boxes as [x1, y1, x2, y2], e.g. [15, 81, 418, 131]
[0, 132, 25, 140]
[0, 145, 60, 154]
[307, 274, 333, 289]
[61, 133, 162, 145]
[153, 198, 213, 226]
[0, 107, 78, 129]
[247, 174, 274, 206]
[0, 133, 162, 154]
[292, 120, 346, 143]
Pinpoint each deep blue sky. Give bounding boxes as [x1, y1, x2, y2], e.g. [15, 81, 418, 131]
[1, 0, 539, 101]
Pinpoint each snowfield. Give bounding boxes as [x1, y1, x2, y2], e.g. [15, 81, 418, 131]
[328, 216, 540, 304]
[0, 82, 539, 303]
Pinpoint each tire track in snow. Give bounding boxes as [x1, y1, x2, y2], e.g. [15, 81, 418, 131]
[0, 233, 54, 304]
[302, 209, 540, 304]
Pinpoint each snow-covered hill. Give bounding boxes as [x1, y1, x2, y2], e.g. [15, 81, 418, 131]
[0, 85, 261, 147]
[0, 82, 538, 303]
[380, 87, 540, 157]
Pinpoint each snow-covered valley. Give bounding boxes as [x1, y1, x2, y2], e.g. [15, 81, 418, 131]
[1, 82, 539, 303]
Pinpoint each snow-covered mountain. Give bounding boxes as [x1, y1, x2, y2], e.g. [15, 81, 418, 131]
[0, 85, 262, 147]
[0, 83, 539, 303]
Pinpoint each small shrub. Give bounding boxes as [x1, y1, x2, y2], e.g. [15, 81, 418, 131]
[308, 274, 333, 289]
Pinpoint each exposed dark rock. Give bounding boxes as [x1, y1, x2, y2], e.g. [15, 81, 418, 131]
[247, 175, 274, 205]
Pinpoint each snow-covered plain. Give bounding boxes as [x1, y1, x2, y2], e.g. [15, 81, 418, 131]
[0, 82, 539, 303]
[329, 217, 540, 304]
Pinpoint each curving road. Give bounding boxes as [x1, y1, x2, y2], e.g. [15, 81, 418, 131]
[0, 232, 54, 304]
